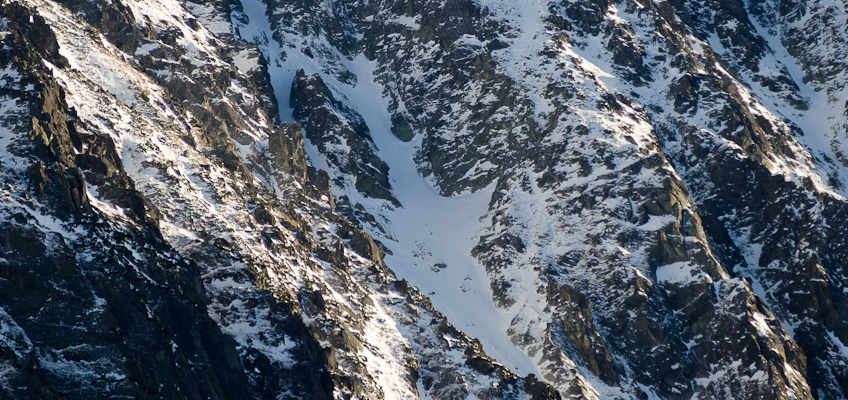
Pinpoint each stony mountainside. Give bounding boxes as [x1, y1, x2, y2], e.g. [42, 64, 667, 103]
[0, 0, 847, 398]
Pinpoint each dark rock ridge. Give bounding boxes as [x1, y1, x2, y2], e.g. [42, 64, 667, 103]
[290, 69, 399, 206]
[0, 6, 252, 398]
[351, 0, 537, 196]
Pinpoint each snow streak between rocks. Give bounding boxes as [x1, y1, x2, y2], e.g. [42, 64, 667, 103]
[235, 0, 545, 378]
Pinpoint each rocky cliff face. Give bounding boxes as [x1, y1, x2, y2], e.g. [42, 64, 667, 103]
[1, 0, 847, 399]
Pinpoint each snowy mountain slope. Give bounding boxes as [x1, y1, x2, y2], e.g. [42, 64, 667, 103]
[0, 0, 561, 398]
[2, 0, 848, 398]
[0, 5, 254, 398]
[230, 0, 848, 398]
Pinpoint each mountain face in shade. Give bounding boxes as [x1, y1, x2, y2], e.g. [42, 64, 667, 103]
[1, 0, 847, 398]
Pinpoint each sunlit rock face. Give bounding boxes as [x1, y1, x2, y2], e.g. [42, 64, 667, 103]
[1, 0, 847, 398]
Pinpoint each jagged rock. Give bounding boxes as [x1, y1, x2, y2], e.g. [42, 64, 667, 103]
[268, 121, 308, 182]
[524, 374, 562, 400]
[0, 14, 255, 399]
[290, 69, 399, 205]
[545, 281, 618, 386]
